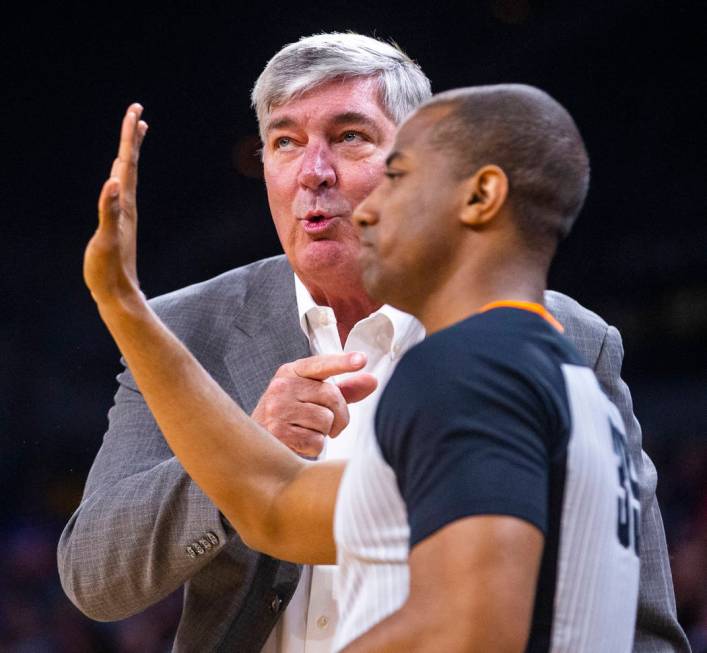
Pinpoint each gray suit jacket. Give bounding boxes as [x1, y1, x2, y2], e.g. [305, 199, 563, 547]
[58, 255, 689, 652]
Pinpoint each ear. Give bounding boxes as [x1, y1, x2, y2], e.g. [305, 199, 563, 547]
[459, 165, 508, 228]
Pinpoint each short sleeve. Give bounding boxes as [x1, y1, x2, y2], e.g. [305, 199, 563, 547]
[375, 331, 556, 548]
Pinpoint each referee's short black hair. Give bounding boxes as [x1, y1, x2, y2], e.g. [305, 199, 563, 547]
[420, 84, 590, 252]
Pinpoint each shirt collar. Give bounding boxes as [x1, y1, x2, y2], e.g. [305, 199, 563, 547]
[293, 273, 424, 353]
[294, 273, 322, 336]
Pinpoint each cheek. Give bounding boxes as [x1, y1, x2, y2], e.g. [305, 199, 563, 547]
[379, 196, 440, 272]
[264, 164, 289, 206]
[342, 160, 386, 204]
[264, 166, 296, 238]
[378, 198, 412, 254]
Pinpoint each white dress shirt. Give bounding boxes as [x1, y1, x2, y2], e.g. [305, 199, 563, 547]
[260, 275, 424, 653]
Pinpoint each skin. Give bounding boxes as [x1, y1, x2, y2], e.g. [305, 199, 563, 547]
[356, 105, 547, 328]
[252, 77, 397, 456]
[85, 102, 544, 650]
[344, 107, 546, 651]
[85, 104, 368, 564]
[262, 76, 397, 342]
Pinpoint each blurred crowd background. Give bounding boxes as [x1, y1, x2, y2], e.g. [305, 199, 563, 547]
[2, 2, 704, 651]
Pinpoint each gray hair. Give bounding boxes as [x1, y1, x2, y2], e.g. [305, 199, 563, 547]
[251, 32, 432, 141]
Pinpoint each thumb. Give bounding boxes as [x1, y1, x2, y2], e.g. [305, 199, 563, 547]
[337, 373, 378, 404]
[98, 177, 121, 229]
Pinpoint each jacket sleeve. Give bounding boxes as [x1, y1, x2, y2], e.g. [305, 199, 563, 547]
[57, 363, 231, 621]
[593, 326, 691, 652]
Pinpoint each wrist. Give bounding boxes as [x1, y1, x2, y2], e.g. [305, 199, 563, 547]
[95, 288, 150, 324]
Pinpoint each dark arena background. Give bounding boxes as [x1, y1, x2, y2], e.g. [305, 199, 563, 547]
[2, 2, 705, 651]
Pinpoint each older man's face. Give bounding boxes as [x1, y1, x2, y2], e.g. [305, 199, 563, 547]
[262, 77, 397, 288]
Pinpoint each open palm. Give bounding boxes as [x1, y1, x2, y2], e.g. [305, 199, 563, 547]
[84, 103, 148, 310]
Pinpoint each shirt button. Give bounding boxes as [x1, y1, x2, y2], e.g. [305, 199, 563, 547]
[316, 615, 329, 630]
[270, 594, 283, 614]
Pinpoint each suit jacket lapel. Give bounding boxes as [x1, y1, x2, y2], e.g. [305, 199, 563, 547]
[223, 257, 310, 414]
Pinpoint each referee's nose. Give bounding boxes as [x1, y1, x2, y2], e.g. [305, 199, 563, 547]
[353, 188, 381, 233]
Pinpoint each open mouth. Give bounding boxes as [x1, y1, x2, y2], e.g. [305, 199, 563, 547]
[301, 214, 337, 234]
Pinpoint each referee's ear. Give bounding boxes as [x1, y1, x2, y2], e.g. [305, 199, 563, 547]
[458, 164, 508, 230]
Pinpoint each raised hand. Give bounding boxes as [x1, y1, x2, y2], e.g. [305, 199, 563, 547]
[84, 103, 148, 311]
[252, 353, 378, 456]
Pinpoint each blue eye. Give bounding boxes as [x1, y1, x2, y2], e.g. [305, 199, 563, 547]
[275, 137, 293, 149]
[341, 131, 363, 143]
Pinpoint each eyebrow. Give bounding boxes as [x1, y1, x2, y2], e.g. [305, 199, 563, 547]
[330, 112, 381, 132]
[386, 151, 405, 166]
[265, 117, 297, 134]
[265, 111, 383, 136]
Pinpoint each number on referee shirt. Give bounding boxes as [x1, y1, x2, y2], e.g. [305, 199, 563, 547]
[610, 422, 640, 555]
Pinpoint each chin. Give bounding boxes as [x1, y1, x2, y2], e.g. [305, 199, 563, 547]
[367, 273, 417, 314]
[298, 240, 358, 275]
[361, 267, 388, 305]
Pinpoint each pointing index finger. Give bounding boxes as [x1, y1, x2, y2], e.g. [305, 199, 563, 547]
[291, 352, 367, 381]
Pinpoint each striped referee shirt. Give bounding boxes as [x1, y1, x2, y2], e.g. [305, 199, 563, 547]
[333, 305, 641, 652]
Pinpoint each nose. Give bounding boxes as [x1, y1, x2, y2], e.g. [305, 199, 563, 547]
[297, 143, 336, 190]
[353, 193, 380, 230]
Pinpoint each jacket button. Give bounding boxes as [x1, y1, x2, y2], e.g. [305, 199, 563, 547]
[194, 542, 205, 555]
[206, 532, 219, 546]
[270, 594, 283, 614]
[199, 537, 212, 551]
[186, 545, 197, 559]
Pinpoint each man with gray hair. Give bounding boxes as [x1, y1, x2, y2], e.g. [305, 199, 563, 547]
[58, 33, 688, 652]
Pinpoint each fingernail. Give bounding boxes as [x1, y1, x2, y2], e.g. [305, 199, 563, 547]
[109, 179, 119, 197]
[350, 352, 365, 366]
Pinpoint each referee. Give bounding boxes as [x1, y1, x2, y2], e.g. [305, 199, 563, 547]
[84, 84, 641, 652]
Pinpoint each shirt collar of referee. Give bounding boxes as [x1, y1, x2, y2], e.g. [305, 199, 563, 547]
[478, 300, 564, 333]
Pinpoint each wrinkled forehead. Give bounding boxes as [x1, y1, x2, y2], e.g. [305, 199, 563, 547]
[265, 76, 388, 132]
